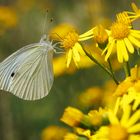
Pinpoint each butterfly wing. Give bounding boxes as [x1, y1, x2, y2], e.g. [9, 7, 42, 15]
[0, 43, 40, 91]
[0, 43, 54, 100]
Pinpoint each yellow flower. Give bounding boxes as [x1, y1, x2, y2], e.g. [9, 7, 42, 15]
[113, 66, 140, 113]
[115, 87, 140, 113]
[41, 125, 68, 140]
[60, 106, 84, 127]
[93, 25, 108, 49]
[114, 65, 140, 97]
[91, 106, 140, 140]
[49, 23, 77, 41]
[88, 108, 107, 126]
[103, 20, 140, 63]
[60, 28, 94, 67]
[126, 88, 140, 109]
[126, 3, 140, 22]
[0, 6, 18, 34]
[78, 87, 102, 107]
[114, 77, 133, 96]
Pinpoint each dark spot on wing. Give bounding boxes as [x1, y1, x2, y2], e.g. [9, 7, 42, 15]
[11, 72, 15, 77]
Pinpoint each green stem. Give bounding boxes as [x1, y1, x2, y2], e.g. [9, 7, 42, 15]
[83, 49, 119, 85]
[107, 59, 119, 84]
[124, 61, 131, 77]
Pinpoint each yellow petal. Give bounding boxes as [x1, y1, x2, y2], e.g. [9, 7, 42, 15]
[72, 46, 80, 62]
[120, 40, 129, 61]
[117, 40, 123, 63]
[128, 123, 140, 133]
[102, 46, 108, 55]
[124, 38, 134, 53]
[133, 100, 140, 110]
[120, 105, 131, 126]
[126, 11, 135, 14]
[129, 135, 140, 140]
[66, 49, 72, 67]
[131, 29, 140, 34]
[114, 97, 121, 115]
[105, 40, 115, 61]
[108, 111, 119, 125]
[126, 110, 140, 127]
[128, 35, 140, 48]
[79, 28, 95, 38]
[129, 15, 139, 19]
[131, 2, 139, 13]
[78, 35, 93, 41]
[74, 43, 85, 55]
[131, 32, 140, 39]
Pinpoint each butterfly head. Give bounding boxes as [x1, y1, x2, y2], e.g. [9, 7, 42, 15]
[39, 34, 55, 52]
[40, 34, 47, 43]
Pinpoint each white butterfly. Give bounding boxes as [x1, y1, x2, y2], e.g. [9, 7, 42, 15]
[0, 34, 55, 100]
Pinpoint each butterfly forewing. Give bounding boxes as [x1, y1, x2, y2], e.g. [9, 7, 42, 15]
[0, 43, 40, 90]
[0, 42, 54, 100]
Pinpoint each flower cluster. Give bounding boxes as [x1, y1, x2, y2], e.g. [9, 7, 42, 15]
[42, 3, 140, 140]
[50, 3, 140, 69]
[58, 3, 140, 140]
[60, 86, 140, 140]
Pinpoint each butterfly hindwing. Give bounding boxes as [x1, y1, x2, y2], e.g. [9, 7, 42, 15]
[0, 42, 54, 100]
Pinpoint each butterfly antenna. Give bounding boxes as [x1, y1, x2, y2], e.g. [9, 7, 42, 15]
[41, 10, 53, 37]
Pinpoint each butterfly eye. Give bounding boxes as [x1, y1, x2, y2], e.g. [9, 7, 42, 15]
[11, 72, 15, 77]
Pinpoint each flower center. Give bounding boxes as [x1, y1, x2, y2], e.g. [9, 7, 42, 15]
[61, 31, 79, 49]
[111, 22, 130, 39]
[109, 125, 128, 140]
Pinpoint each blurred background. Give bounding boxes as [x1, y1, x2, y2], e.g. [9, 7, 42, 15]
[0, 0, 137, 140]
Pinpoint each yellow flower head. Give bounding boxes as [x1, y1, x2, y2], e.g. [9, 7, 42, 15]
[92, 105, 140, 140]
[103, 20, 140, 63]
[114, 66, 140, 97]
[93, 25, 108, 48]
[114, 77, 133, 96]
[78, 87, 102, 107]
[60, 106, 84, 127]
[119, 87, 140, 111]
[109, 124, 128, 140]
[60, 28, 94, 67]
[88, 109, 104, 126]
[111, 22, 130, 39]
[61, 31, 79, 49]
